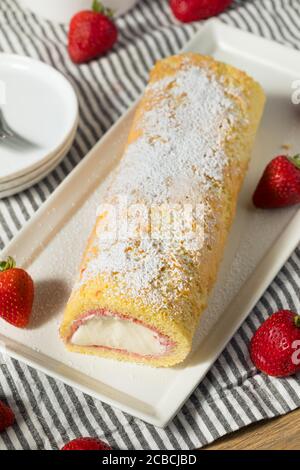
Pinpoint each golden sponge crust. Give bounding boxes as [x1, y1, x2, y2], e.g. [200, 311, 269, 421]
[60, 53, 265, 367]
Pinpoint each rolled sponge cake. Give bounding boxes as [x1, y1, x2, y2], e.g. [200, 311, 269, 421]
[60, 53, 265, 367]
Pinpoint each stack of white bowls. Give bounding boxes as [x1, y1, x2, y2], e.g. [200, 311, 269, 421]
[18, 0, 140, 23]
[0, 54, 78, 199]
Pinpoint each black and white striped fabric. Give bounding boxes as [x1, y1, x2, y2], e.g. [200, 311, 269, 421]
[0, 0, 300, 450]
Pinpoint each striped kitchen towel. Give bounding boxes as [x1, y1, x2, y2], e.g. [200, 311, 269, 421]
[0, 0, 300, 450]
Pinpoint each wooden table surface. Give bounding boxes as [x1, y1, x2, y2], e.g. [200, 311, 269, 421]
[204, 408, 300, 450]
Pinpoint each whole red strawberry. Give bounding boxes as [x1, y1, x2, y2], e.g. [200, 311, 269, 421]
[250, 310, 300, 377]
[68, 0, 118, 64]
[170, 0, 233, 23]
[0, 257, 34, 328]
[0, 400, 15, 432]
[253, 154, 300, 208]
[61, 437, 111, 450]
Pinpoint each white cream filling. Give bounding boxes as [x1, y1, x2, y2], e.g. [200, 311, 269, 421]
[71, 315, 167, 356]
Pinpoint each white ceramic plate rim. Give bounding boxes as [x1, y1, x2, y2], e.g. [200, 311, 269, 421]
[0, 125, 77, 198]
[0, 118, 78, 190]
[1, 20, 300, 427]
[0, 53, 79, 182]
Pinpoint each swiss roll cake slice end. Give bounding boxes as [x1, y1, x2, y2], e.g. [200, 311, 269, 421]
[60, 53, 265, 367]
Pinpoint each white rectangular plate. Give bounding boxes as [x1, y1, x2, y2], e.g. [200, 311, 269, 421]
[1, 20, 300, 428]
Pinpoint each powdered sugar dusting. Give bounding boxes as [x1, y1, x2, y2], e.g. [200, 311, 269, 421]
[75, 58, 243, 312]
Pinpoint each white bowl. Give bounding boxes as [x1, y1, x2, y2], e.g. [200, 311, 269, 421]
[18, 0, 139, 23]
[0, 119, 78, 191]
[0, 133, 76, 198]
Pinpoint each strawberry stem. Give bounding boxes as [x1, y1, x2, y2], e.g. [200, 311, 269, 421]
[289, 154, 300, 170]
[294, 315, 300, 328]
[0, 256, 16, 272]
[92, 0, 101, 12]
[92, 0, 114, 18]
